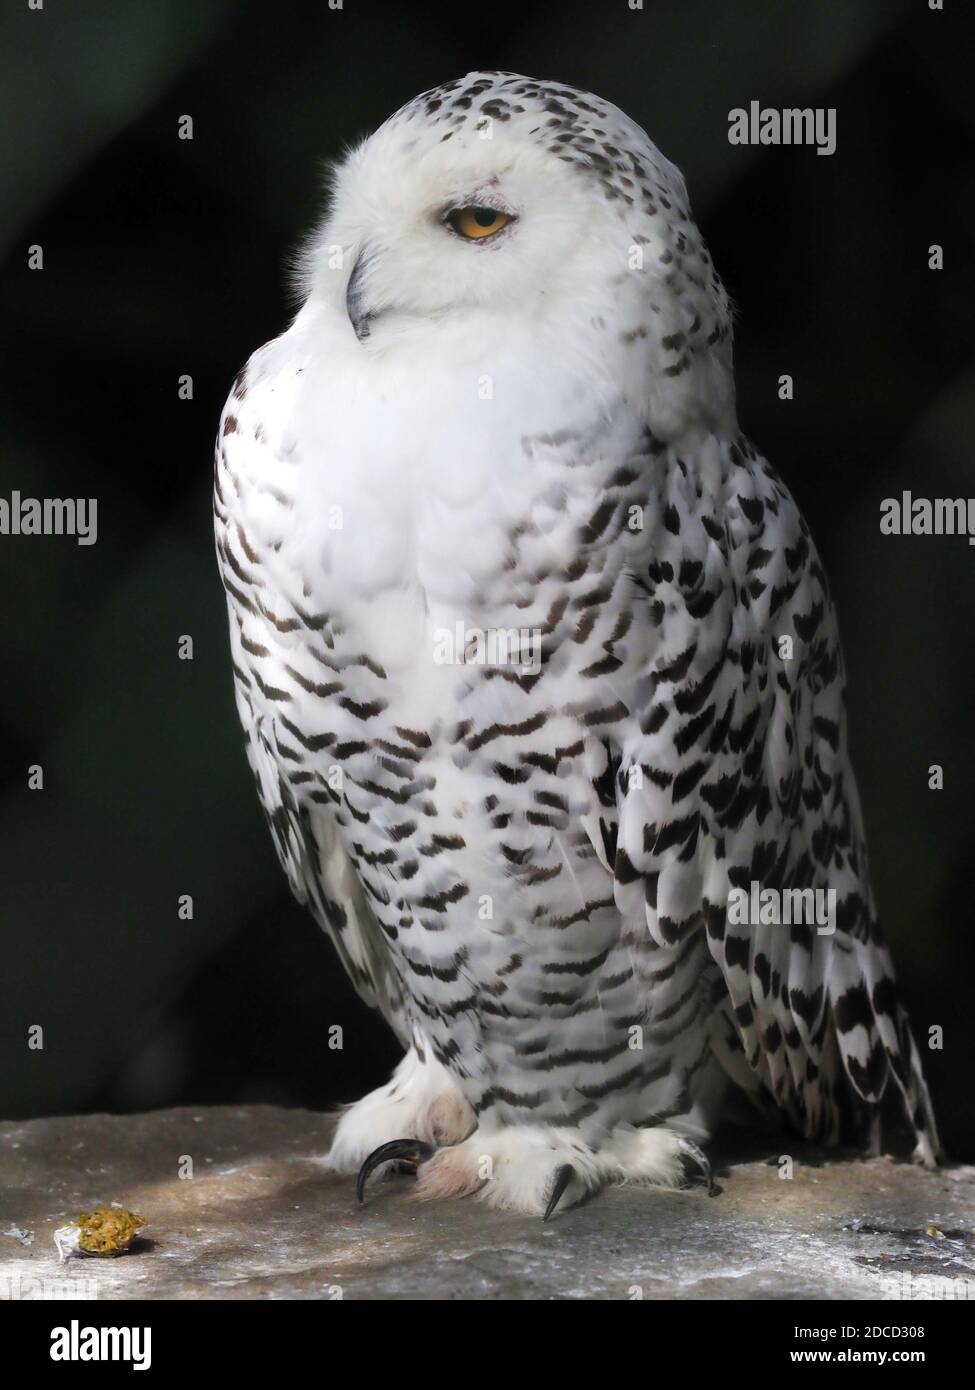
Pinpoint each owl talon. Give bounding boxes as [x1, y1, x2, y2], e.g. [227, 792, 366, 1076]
[679, 1138, 718, 1196]
[543, 1163, 576, 1222]
[355, 1139, 436, 1204]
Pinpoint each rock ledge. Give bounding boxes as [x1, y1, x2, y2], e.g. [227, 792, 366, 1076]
[2, 1106, 973, 1300]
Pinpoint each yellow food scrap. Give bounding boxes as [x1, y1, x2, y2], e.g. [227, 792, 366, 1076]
[54, 1207, 146, 1261]
[77, 1207, 145, 1255]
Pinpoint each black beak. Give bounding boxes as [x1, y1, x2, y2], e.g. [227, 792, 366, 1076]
[346, 248, 374, 342]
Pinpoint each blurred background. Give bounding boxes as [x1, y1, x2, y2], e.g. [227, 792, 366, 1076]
[2, 0, 974, 1158]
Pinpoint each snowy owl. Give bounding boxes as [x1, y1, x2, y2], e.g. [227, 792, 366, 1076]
[214, 72, 940, 1218]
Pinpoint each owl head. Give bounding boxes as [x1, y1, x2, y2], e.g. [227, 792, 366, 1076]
[299, 73, 735, 438]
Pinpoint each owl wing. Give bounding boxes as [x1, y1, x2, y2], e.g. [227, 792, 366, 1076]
[213, 351, 410, 1046]
[590, 437, 939, 1159]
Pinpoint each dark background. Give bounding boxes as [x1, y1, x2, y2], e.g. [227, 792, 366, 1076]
[2, 0, 973, 1158]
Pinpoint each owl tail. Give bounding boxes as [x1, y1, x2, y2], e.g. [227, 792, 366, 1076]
[828, 932, 943, 1166]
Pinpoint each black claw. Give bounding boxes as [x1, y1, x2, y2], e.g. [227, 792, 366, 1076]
[355, 1139, 436, 1205]
[543, 1163, 576, 1222]
[680, 1139, 718, 1196]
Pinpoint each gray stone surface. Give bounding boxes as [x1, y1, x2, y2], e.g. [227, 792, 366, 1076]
[1, 1106, 973, 1300]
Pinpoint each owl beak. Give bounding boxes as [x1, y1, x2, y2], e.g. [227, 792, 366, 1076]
[346, 248, 374, 342]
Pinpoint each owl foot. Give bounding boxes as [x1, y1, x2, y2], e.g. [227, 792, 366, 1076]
[323, 1045, 476, 1174]
[408, 1122, 704, 1218]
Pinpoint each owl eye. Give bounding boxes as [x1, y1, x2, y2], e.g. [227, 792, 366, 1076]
[445, 205, 514, 241]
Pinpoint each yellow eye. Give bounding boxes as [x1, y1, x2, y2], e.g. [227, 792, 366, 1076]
[446, 205, 513, 240]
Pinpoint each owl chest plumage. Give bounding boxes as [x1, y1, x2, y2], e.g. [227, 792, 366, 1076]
[274, 337, 644, 930]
